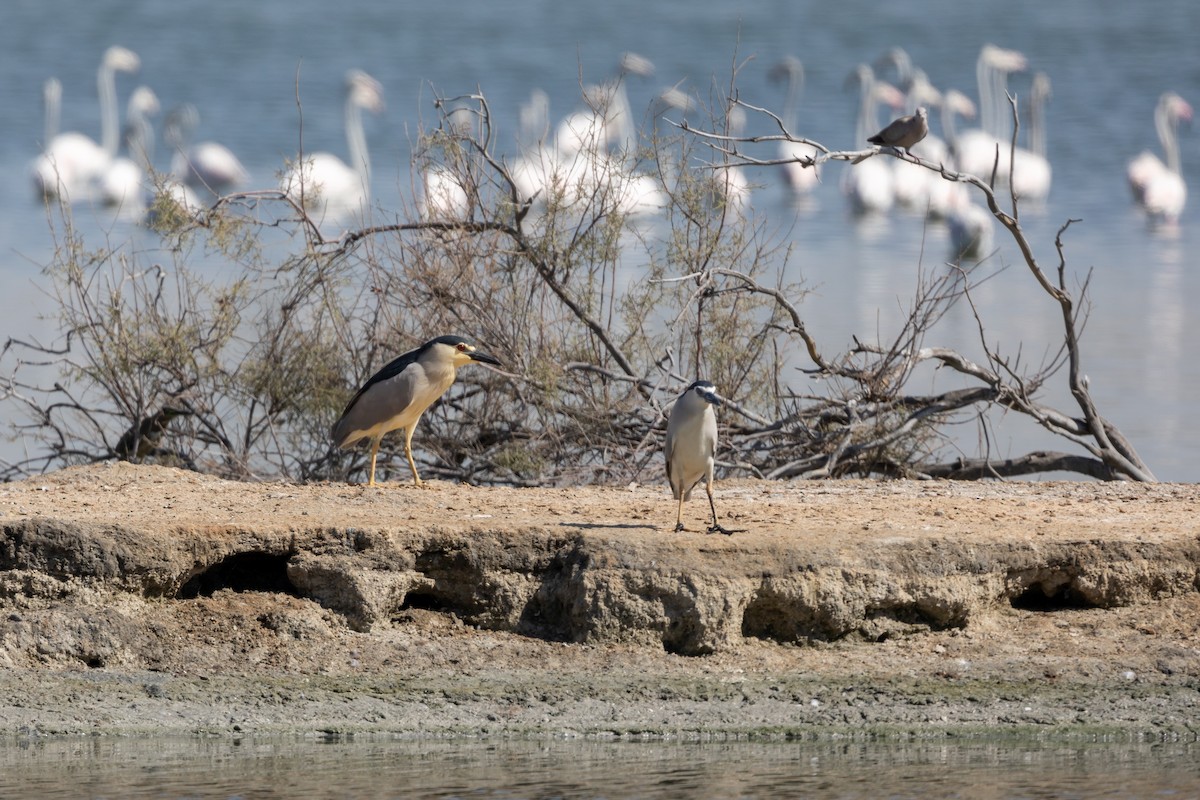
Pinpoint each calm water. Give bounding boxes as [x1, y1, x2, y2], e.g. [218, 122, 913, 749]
[1, 3, 1198, 481]
[4, 6, 1199, 791]
[2, 738, 1199, 799]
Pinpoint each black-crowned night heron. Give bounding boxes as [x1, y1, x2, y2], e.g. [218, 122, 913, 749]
[664, 380, 731, 534]
[331, 334, 501, 487]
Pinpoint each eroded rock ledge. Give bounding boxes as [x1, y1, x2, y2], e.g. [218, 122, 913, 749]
[3, 463, 1198, 664]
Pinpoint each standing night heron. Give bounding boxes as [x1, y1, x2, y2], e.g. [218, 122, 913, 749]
[664, 380, 731, 534]
[331, 334, 501, 487]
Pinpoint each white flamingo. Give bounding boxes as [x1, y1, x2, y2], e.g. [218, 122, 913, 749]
[579, 85, 692, 220]
[921, 89, 977, 219]
[768, 55, 820, 196]
[165, 103, 249, 196]
[706, 104, 752, 215]
[31, 46, 141, 202]
[529, 57, 668, 220]
[1008, 71, 1052, 202]
[888, 68, 951, 214]
[946, 190, 995, 262]
[509, 89, 561, 207]
[554, 52, 653, 159]
[99, 86, 160, 214]
[143, 177, 206, 228]
[874, 46, 916, 94]
[420, 105, 474, 220]
[954, 44, 1027, 182]
[938, 89, 978, 151]
[618, 87, 699, 217]
[280, 69, 384, 226]
[1128, 91, 1192, 225]
[843, 65, 903, 215]
[39, 77, 62, 154]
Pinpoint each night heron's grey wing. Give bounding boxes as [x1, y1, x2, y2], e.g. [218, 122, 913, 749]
[664, 427, 678, 497]
[331, 348, 424, 446]
[665, 401, 697, 501]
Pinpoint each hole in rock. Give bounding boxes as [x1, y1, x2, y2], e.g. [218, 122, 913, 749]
[399, 589, 457, 614]
[179, 552, 298, 599]
[742, 594, 827, 644]
[1010, 581, 1097, 612]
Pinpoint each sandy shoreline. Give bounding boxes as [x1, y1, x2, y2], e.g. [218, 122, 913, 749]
[2, 463, 1199, 741]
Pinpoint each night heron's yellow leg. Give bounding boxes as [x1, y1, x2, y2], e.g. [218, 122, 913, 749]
[403, 426, 423, 486]
[705, 475, 732, 535]
[367, 437, 381, 487]
[675, 494, 685, 532]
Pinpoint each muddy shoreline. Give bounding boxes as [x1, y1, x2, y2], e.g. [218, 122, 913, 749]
[2, 463, 1199, 741]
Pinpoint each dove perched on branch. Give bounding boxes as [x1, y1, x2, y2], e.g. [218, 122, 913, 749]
[868, 106, 929, 156]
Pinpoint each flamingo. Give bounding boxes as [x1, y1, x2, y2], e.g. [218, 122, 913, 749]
[873, 48, 950, 160]
[656, 89, 748, 215]
[617, 86, 701, 217]
[946, 186, 995, 262]
[885, 68, 951, 214]
[143, 179, 207, 229]
[420, 105, 474, 220]
[919, 89, 977, 219]
[569, 84, 693, 220]
[1128, 91, 1192, 225]
[554, 52, 653, 159]
[939, 89, 978, 150]
[843, 65, 904, 215]
[768, 55, 820, 196]
[99, 86, 160, 214]
[165, 103, 249, 197]
[954, 44, 1027, 182]
[509, 89, 560, 207]
[39, 78, 62, 154]
[947, 196, 995, 262]
[31, 46, 141, 202]
[1008, 71, 1053, 202]
[874, 46, 916, 94]
[703, 103, 752, 215]
[280, 69, 384, 226]
[523, 64, 672, 220]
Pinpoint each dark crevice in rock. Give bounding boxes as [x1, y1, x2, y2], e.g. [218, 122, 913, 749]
[400, 589, 458, 614]
[741, 592, 835, 644]
[409, 549, 489, 621]
[662, 611, 712, 656]
[515, 546, 590, 643]
[1010, 581, 1099, 612]
[1007, 567, 1102, 612]
[178, 552, 299, 599]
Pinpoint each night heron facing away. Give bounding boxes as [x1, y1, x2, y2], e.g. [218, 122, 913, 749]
[332, 335, 501, 486]
[664, 380, 731, 534]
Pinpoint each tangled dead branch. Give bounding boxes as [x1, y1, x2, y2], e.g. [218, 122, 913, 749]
[0, 73, 1154, 484]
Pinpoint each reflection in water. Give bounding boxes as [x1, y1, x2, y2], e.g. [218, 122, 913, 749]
[2, 737, 1198, 799]
[1147, 259, 1184, 456]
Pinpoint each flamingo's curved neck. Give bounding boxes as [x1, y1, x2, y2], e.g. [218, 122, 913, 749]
[1029, 88, 1046, 158]
[976, 54, 993, 138]
[856, 74, 877, 145]
[345, 94, 370, 200]
[98, 64, 120, 157]
[941, 102, 959, 146]
[782, 68, 800, 131]
[1156, 100, 1182, 175]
